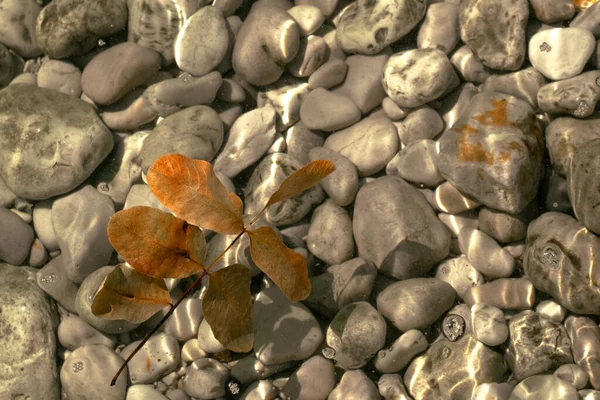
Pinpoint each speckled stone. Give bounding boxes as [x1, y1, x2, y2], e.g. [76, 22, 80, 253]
[120, 333, 180, 384]
[538, 71, 600, 118]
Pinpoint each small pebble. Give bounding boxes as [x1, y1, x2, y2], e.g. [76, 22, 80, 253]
[450, 45, 490, 84]
[554, 364, 589, 390]
[510, 375, 578, 400]
[435, 256, 484, 299]
[329, 369, 380, 400]
[27, 238, 48, 268]
[287, 5, 325, 36]
[36, 255, 79, 313]
[438, 210, 479, 236]
[471, 303, 508, 346]
[463, 278, 536, 310]
[196, 318, 226, 354]
[374, 329, 428, 374]
[58, 314, 117, 351]
[282, 355, 335, 400]
[386, 139, 443, 187]
[127, 385, 169, 400]
[396, 106, 445, 144]
[417, 2, 459, 54]
[307, 59, 348, 90]
[308, 147, 359, 207]
[458, 228, 515, 278]
[565, 316, 600, 389]
[37, 59, 82, 97]
[182, 358, 230, 399]
[306, 199, 354, 266]
[285, 122, 324, 165]
[480, 67, 546, 110]
[433, 182, 481, 214]
[535, 299, 567, 322]
[378, 374, 411, 400]
[299, 88, 361, 132]
[162, 298, 203, 342]
[288, 34, 328, 78]
[230, 354, 294, 384]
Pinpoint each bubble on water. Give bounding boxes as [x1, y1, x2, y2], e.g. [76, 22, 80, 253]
[378, 350, 386, 358]
[227, 380, 241, 396]
[41, 273, 56, 284]
[573, 101, 589, 117]
[98, 39, 106, 47]
[322, 347, 336, 359]
[442, 314, 465, 342]
[441, 347, 451, 359]
[72, 361, 84, 373]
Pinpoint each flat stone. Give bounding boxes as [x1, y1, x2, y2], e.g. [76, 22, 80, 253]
[0, 0, 41, 57]
[417, 2, 459, 54]
[538, 71, 600, 118]
[480, 67, 546, 110]
[569, 139, 600, 234]
[0, 206, 33, 265]
[299, 88, 361, 132]
[306, 199, 354, 265]
[0, 84, 114, 200]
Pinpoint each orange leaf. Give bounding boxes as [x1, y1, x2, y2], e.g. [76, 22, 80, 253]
[266, 159, 335, 207]
[91, 264, 171, 323]
[202, 264, 253, 352]
[147, 153, 244, 235]
[107, 206, 206, 279]
[247, 226, 311, 302]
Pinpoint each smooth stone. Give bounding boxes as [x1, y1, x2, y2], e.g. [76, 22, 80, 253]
[127, 385, 169, 400]
[36, 255, 79, 313]
[216, 78, 245, 103]
[433, 182, 481, 215]
[480, 67, 546, 110]
[230, 354, 295, 384]
[324, 116, 398, 176]
[395, 106, 445, 145]
[440, 83, 479, 135]
[35, 0, 127, 59]
[472, 382, 515, 400]
[58, 314, 116, 351]
[377, 278, 456, 332]
[196, 318, 226, 354]
[538, 71, 600, 118]
[214, 105, 277, 178]
[510, 375, 578, 400]
[565, 316, 600, 389]
[75, 266, 140, 334]
[478, 203, 536, 244]
[253, 286, 323, 365]
[378, 374, 411, 400]
[61, 344, 127, 400]
[529, 27, 595, 81]
[256, 76, 309, 130]
[382, 97, 410, 121]
[232, 6, 300, 86]
[139, 105, 223, 173]
[568, 138, 600, 234]
[51, 185, 114, 283]
[120, 333, 180, 384]
[307, 59, 347, 90]
[326, 301, 386, 369]
[295, 0, 338, 17]
[581, 389, 600, 400]
[287, 35, 329, 77]
[535, 299, 567, 322]
[288, 5, 325, 36]
[28, 238, 49, 268]
[385, 139, 443, 187]
[405, 335, 507, 400]
[182, 358, 230, 399]
[329, 370, 380, 400]
[102, 94, 158, 132]
[463, 278, 535, 310]
[354, 176, 450, 279]
[37, 59, 82, 97]
[383, 48, 459, 108]
[530, 0, 575, 23]
[306, 199, 354, 265]
[524, 212, 600, 315]
[181, 338, 208, 363]
[0, 45, 22, 87]
[0, 176, 17, 208]
[0, 263, 59, 400]
[299, 88, 361, 132]
[450, 45, 490, 84]
[123, 183, 172, 215]
[471, 303, 508, 346]
[332, 50, 390, 114]
[554, 364, 589, 390]
[244, 153, 324, 226]
[0, 85, 113, 200]
[437, 91, 543, 213]
[434, 256, 484, 299]
[374, 329, 428, 374]
[282, 356, 335, 400]
[417, 2, 459, 54]
[335, 0, 426, 55]
[438, 211, 479, 237]
[0, 206, 33, 265]
[163, 298, 203, 342]
[239, 380, 278, 400]
[308, 147, 358, 207]
[0, 0, 41, 57]
[572, 1, 600, 37]
[458, 228, 515, 278]
[285, 122, 324, 165]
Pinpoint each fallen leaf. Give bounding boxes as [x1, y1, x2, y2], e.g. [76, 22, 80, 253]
[247, 226, 311, 302]
[107, 206, 206, 279]
[147, 153, 244, 234]
[91, 264, 171, 323]
[266, 159, 335, 207]
[202, 264, 254, 352]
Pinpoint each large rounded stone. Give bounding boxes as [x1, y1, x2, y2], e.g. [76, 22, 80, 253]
[0, 85, 114, 200]
[568, 139, 600, 234]
[353, 175, 450, 279]
[0, 0, 42, 57]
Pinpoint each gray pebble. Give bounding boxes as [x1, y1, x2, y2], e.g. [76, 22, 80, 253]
[257, 76, 309, 130]
[374, 329, 428, 374]
[307, 58, 348, 90]
[36, 255, 79, 313]
[0, 206, 33, 265]
[183, 358, 230, 399]
[569, 138, 600, 234]
[450, 45, 490, 84]
[285, 122, 324, 165]
[308, 147, 359, 207]
[535, 299, 567, 322]
[572, 1, 600, 37]
[382, 97, 410, 121]
[417, 2, 459, 54]
[396, 106, 445, 144]
[433, 182, 481, 215]
[163, 298, 203, 342]
[287, 34, 328, 77]
[530, 0, 575, 23]
[230, 354, 295, 385]
[37, 59, 82, 97]
[378, 374, 411, 400]
[306, 199, 354, 265]
[435, 256, 484, 299]
[196, 318, 226, 354]
[127, 385, 169, 400]
[471, 303, 508, 346]
[438, 210, 479, 237]
[288, 5, 325, 36]
[28, 238, 49, 268]
[181, 338, 207, 363]
[58, 314, 117, 351]
[565, 316, 600, 389]
[329, 369, 380, 400]
[165, 388, 191, 400]
[538, 71, 600, 118]
[0, 0, 41, 58]
[123, 183, 172, 215]
[282, 355, 335, 400]
[510, 375, 578, 400]
[464, 277, 535, 310]
[299, 88, 361, 132]
[386, 139, 443, 187]
[478, 202, 537, 244]
[120, 333, 180, 384]
[480, 67, 546, 110]
[554, 364, 589, 390]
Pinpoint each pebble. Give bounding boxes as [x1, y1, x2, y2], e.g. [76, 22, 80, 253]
[306, 199, 354, 265]
[123, 183, 172, 215]
[0, 84, 114, 200]
[0, 263, 60, 399]
[377, 278, 456, 332]
[529, 27, 596, 80]
[181, 338, 207, 363]
[581, 390, 600, 400]
[572, 1, 600, 36]
[326, 301, 386, 369]
[404, 335, 507, 400]
[438, 91, 543, 214]
[37, 59, 82, 97]
[36, 255, 79, 313]
[374, 329, 428, 373]
[463, 278, 536, 310]
[450, 45, 490, 84]
[459, 0, 528, 71]
[472, 382, 515, 400]
[565, 316, 600, 389]
[397, 107, 445, 145]
[554, 364, 589, 390]
[480, 67, 546, 110]
[417, 2, 459, 54]
[139, 105, 224, 173]
[299, 88, 361, 131]
[291, 35, 329, 78]
[256, 76, 309, 130]
[332, 51, 390, 114]
[478, 202, 537, 244]
[329, 369, 380, 400]
[307, 58, 347, 89]
[127, 385, 169, 400]
[58, 314, 117, 351]
[217, 78, 245, 103]
[28, 238, 49, 268]
[458, 228, 515, 278]
[175, 6, 228, 77]
[568, 139, 600, 234]
[230, 354, 295, 384]
[120, 333, 180, 384]
[354, 175, 450, 279]
[282, 355, 335, 400]
[214, 105, 277, 178]
[383, 48, 459, 108]
[435, 256, 484, 299]
[101, 94, 158, 132]
[440, 82, 478, 135]
[471, 303, 508, 346]
[445, 304, 473, 341]
[0, 0, 41, 58]
[0, 206, 33, 265]
[524, 212, 600, 315]
[530, 0, 575, 23]
[196, 318, 226, 354]
[253, 286, 323, 365]
[287, 5, 325, 36]
[510, 375, 578, 400]
[61, 344, 127, 400]
[385, 139, 443, 187]
[535, 299, 567, 322]
[433, 181, 481, 214]
[378, 374, 411, 400]
[308, 147, 359, 207]
[538, 71, 600, 118]
[382, 97, 409, 121]
[182, 358, 230, 399]
[335, 0, 426, 55]
[285, 122, 324, 165]
[438, 210, 480, 237]
[51, 185, 115, 283]
[165, 388, 190, 400]
[162, 298, 203, 342]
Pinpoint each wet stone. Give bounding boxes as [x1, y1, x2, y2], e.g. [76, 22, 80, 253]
[438, 211, 479, 237]
[437, 91, 543, 213]
[459, 0, 528, 71]
[299, 88, 361, 132]
[120, 333, 180, 384]
[530, 0, 576, 23]
[458, 228, 515, 278]
[535, 299, 567, 322]
[36, 255, 79, 313]
[230, 354, 295, 384]
[196, 318, 226, 354]
[182, 358, 230, 399]
[450, 45, 490, 85]
[538, 71, 600, 118]
[471, 303, 508, 347]
[282, 355, 335, 400]
[435, 256, 484, 299]
[58, 314, 117, 351]
[383, 48, 459, 108]
[524, 212, 600, 315]
[307, 58, 347, 90]
[374, 329, 428, 374]
[0, 84, 114, 200]
[329, 369, 380, 400]
[478, 202, 537, 244]
[554, 364, 589, 390]
[568, 139, 600, 235]
[335, 0, 426, 55]
[404, 335, 507, 400]
[472, 382, 515, 400]
[463, 278, 535, 310]
[565, 316, 600, 389]
[256, 77, 309, 130]
[287, 34, 328, 78]
[163, 298, 203, 342]
[385, 139, 443, 187]
[510, 375, 578, 400]
[0, 206, 33, 265]
[433, 182, 481, 215]
[417, 2, 459, 54]
[181, 338, 207, 363]
[378, 374, 411, 400]
[0, 0, 41, 58]
[480, 67, 546, 110]
[285, 122, 324, 165]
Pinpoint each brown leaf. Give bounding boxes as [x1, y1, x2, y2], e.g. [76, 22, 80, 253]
[266, 159, 335, 207]
[107, 206, 206, 279]
[91, 264, 171, 323]
[247, 226, 311, 302]
[202, 264, 253, 352]
[147, 153, 244, 235]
